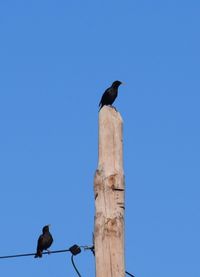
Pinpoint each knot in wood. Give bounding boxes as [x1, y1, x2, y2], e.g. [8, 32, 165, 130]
[104, 218, 122, 237]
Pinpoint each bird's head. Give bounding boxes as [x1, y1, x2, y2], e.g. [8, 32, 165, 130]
[112, 80, 123, 88]
[42, 225, 50, 233]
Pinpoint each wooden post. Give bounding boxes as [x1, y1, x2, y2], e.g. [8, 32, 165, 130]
[94, 106, 125, 277]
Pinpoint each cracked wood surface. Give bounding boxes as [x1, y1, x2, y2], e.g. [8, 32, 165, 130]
[94, 106, 125, 277]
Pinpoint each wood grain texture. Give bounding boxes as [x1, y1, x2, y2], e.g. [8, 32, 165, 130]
[94, 106, 125, 277]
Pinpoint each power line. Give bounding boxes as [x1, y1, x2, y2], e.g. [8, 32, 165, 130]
[126, 270, 135, 277]
[0, 245, 83, 277]
[0, 244, 94, 260]
[71, 254, 82, 277]
[0, 244, 135, 277]
[0, 248, 71, 259]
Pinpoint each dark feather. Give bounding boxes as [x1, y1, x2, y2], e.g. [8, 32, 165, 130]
[34, 225, 53, 258]
[99, 80, 122, 110]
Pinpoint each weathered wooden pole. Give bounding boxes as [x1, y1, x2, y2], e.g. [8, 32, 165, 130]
[94, 106, 125, 277]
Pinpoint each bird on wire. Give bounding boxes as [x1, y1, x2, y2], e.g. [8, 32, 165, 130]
[34, 225, 53, 258]
[99, 80, 123, 111]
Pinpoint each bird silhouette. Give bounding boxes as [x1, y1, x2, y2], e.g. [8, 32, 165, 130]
[99, 80, 123, 110]
[34, 225, 53, 258]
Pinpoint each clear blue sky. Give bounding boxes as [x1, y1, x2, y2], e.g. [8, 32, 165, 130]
[0, 1, 199, 276]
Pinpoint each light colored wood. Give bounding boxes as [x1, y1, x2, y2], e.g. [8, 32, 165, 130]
[94, 106, 125, 277]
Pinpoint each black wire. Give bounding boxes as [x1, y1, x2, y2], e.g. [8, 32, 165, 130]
[126, 270, 135, 277]
[0, 245, 135, 277]
[0, 245, 93, 260]
[71, 254, 82, 277]
[0, 249, 70, 259]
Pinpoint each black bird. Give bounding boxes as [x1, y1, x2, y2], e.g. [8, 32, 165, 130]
[34, 225, 53, 258]
[99, 80, 123, 110]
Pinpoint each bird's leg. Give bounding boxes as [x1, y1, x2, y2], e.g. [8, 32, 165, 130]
[47, 249, 51, 255]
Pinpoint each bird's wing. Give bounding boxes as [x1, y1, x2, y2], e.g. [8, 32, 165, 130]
[37, 234, 44, 250]
[42, 233, 53, 249]
[99, 88, 110, 107]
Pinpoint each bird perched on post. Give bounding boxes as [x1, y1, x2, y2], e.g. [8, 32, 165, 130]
[99, 80, 123, 110]
[34, 225, 53, 258]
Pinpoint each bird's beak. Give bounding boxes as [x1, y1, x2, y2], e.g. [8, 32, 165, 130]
[121, 82, 125, 85]
[47, 224, 51, 227]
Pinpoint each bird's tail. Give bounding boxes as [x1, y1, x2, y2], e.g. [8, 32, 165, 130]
[99, 103, 103, 112]
[34, 250, 42, 258]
